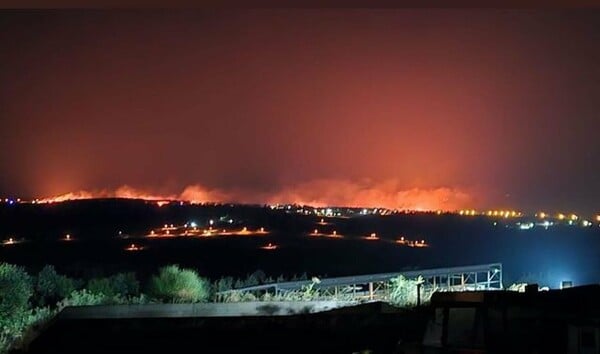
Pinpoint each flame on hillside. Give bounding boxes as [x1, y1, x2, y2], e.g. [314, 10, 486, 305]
[38, 179, 474, 211]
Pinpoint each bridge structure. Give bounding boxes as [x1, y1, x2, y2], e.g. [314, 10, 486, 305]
[225, 263, 503, 301]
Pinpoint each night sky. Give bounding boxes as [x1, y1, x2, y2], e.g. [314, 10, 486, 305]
[1, 10, 599, 213]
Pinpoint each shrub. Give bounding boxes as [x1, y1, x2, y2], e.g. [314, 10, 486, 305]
[109, 273, 139, 297]
[0, 307, 55, 354]
[87, 278, 114, 297]
[0, 263, 33, 324]
[248, 270, 266, 284]
[301, 277, 321, 300]
[86, 273, 139, 298]
[35, 265, 76, 306]
[388, 275, 422, 307]
[233, 278, 245, 289]
[221, 290, 257, 303]
[147, 265, 210, 303]
[127, 294, 151, 305]
[214, 276, 234, 293]
[57, 289, 109, 309]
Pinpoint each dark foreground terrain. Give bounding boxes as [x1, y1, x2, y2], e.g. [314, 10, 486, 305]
[1, 199, 600, 286]
[21, 302, 427, 354]
[18, 285, 600, 354]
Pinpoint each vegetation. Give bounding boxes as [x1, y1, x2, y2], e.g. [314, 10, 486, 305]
[0, 262, 431, 353]
[0, 265, 145, 354]
[0, 263, 53, 354]
[0, 307, 54, 354]
[147, 265, 210, 303]
[35, 265, 76, 306]
[87, 273, 139, 297]
[219, 277, 323, 303]
[388, 275, 424, 307]
[0, 263, 33, 323]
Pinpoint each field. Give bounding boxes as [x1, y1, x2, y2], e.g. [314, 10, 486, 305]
[1, 199, 599, 287]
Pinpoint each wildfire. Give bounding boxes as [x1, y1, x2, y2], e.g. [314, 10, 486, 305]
[36, 179, 474, 212]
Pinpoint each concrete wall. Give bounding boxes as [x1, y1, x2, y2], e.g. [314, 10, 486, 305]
[58, 301, 357, 319]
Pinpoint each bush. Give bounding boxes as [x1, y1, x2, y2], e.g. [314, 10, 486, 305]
[0, 263, 33, 324]
[221, 290, 257, 303]
[147, 265, 210, 303]
[87, 272, 139, 298]
[388, 275, 422, 307]
[87, 278, 114, 296]
[109, 273, 139, 297]
[57, 289, 109, 309]
[214, 276, 234, 293]
[35, 266, 76, 306]
[0, 307, 55, 354]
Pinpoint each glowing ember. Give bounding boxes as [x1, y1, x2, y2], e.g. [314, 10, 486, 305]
[125, 243, 144, 251]
[366, 232, 379, 240]
[260, 243, 278, 250]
